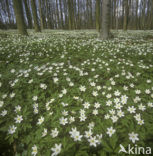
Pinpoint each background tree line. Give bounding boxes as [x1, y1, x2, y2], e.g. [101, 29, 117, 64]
[0, 0, 153, 32]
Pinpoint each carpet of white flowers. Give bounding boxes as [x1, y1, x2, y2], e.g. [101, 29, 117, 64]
[0, 30, 153, 156]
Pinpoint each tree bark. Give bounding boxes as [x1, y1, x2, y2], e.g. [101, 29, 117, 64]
[123, 0, 129, 31]
[96, 0, 100, 32]
[38, 0, 44, 30]
[13, 0, 28, 35]
[99, 0, 111, 39]
[23, 0, 32, 28]
[59, 0, 64, 29]
[31, 0, 41, 32]
[68, 0, 74, 30]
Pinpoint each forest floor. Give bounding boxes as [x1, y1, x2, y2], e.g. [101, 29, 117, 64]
[0, 30, 153, 155]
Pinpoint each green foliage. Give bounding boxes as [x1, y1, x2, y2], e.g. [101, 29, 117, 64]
[0, 30, 153, 155]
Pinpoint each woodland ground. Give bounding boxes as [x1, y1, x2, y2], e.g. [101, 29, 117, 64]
[0, 30, 153, 156]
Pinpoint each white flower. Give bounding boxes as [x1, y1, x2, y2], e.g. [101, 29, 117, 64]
[138, 104, 146, 111]
[51, 143, 62, 156]
[114, 90, 121, 96]
[15, 105, 21, 112]
[88, 122, 95, 130]
[79, 109, 85, 115]
[106, 94, 112, 98]
[106, 127, 116, 137]
[42, 128, 47, 137]
[73, 131, 83, 141]
[135, 90, 141, 94]
[1, 110, 7, 116]
[10, 93, 15, 98]
[96, 134, 103, 144]
[51, 128, 59, 138]
[32, 96, 38, 101]
[34, 108, 38, 114]
[106, 100, 112, 106]
[53, 77, 59, 83]
[79, 114, 87, 121]
[114, 103, 122, 109]
[69, 116, 75, 123]
[32, 145, 37, 156]
[2, 94, 7, 99]
[69, 82, 74, 86]
[92, 109, 98, 115]
[148, 102, 153, 107]
[0, 101, 4, 107]
[127, 106, 136, 113]
[37, 116, 44, 125]
[8, 125, 17, 134]
[10, 69, 15, 73]
[84, 130, 93, 138]
[83, 102, 90, 109]
[137, 119, 144, 125]
[88, 136, 99, 147]
[40, 83, 47, 89]
[129, 132, 139, 143]
[14, 115, 23, 123]
[97, 86, 101, 90]
[111, 115, 118, 123]
[59, 117, 68, 125]
[62, 110, 68, 116]
[92, 91, 98, 97]
[69, 128, 82, 141]
[90, 82, 96, 87]
[104, 114, 110, 119]
[117, 110, 124, 118]
[79, 85, 86, 92]
[62, 88, 67, 94]
[145, 89, 150, 94]
[94, 102, 100, 109]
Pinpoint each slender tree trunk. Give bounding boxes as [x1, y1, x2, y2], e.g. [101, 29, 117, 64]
[150, 0, 153, 29]
[45, 0, 51, 29]
[31, 0, 41, 32]
[135, 0, 138, 29]
[6, 0, 11, 24]
[100, 0, 111, 39]
[23, 0, 32, 28]
[59, 0, 64, 29]
[13, 0, 28, 35]
[89, 0, 93, 28]
[96, 0, 100, 32]
[38, 0, 44, 30]
[56, 0, 60, 29]
[123, 0, 129, 31]
[116, 0, 118, 30]
[68, 0, 74, 30]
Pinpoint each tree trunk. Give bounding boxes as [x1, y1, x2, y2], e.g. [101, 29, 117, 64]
[123, 0, 129, 31]
[116, 0, 118, 30]
[23, 0, 32, 28]
[38, 0, 44, 30]
[6, 0, 11, 24]
[99, 0, 111, 39]
[31, 0, 41, 32]
[68, 0, 74, 30]
[59, 0, 64, 29]
[135, 0, 138, 29]
[56, 0, 60, 29]
[13, 0, 28, 35]
[96, 0, 100, 32]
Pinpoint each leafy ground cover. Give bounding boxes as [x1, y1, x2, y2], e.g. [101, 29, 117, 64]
[0, 30, 153, 156]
